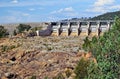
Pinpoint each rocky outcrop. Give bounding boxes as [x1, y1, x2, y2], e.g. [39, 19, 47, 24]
[0, 50, 88, 79]
[0, 37, 92, 79]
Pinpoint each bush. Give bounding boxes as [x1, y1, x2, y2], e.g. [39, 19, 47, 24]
[0, 25, 8, 38]
[16, 24, 31, 33]
[65, 69, 72, 78]
[30, 75, 36, 79]
[82, 37, 91, 51]
[13, 30, 17, 36]
[82, 17, 120, 79]
[53, 73, 65, 79]
[1, 45, 9, 52]
[1, 45, 16, 52]
[74, 58, 90, 79]
[44, 76, 48, 79]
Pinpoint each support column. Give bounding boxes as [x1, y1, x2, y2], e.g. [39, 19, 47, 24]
[77, 22, 80, 36]
[97, 22, 100, 36]
[68, 22, 71, 28]
[87, 22, 90, 36]
[79, 22, 89, 37]
[107, 22, 110, 31]
[68, 22, 71, 36]
[51, 22, 60, 36]
[36, 30, 40, 36]
[78, 22, 81, 36]
[60, 22, 70, 36]
[70, 22, 79, 36]
[57, 22, 61, 36]
[77, 22, 80, 28]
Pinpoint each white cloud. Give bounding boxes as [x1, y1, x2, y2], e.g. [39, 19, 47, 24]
[0, 0, 68, 7]
[86, 0, 120, 14]
[0, 10, 31, 23]
[86, 7, 107, 13]
[29, 8, 44, 11]
[51, 7, 74, 14]
[94, 0, 115, 6]
[64, 7, 74, 12]
[22, 13, 30, 16]
[7, 10, 30, 18]
[29, 8, 35, 11]
[47, 16, 60, 22]
[108, 5, 120, 10]
[11, 0, 18, 4]
[50, 7, 78, 17]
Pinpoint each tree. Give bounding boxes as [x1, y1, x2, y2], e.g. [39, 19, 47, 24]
[74, 58, 90, 79]
[0, 25, 8, 38]
[83, 37, 90, 51]
[81, 17, 120, 79]
[16, 24, 31, 33]
[13, 30, 17, 36]
[90, 11, 120, 20]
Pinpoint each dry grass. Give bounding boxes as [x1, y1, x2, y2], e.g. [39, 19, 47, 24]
[6, 36, 84, 53]
[0, 36, 88, 79]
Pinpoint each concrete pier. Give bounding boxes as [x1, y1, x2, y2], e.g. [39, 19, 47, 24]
[52, 23, 60, 36]
[36, 30, 40, 36]
[79, 22, 89, 36]
[89, 22, 99, 36]
[70, 22, 79, 36]
[51, 20, 114, 37]
[60, 22, 70, 36]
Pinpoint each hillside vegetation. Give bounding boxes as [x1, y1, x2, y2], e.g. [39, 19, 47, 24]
[75, 17, 120, 79]
[91, 11, 120, 20]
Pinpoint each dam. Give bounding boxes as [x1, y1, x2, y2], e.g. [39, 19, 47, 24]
[50, 20, 114, 37]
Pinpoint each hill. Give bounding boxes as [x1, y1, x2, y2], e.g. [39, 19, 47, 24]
[90, 10, 120, 20]
[60, 11, 120, 22]
[0, 22, 49, 35]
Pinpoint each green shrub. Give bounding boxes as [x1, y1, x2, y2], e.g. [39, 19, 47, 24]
[16, 24, 31, 33]
[1, 45, 16, 52]
[74, 58, 90, 79]
[44, 76, 49, 79]
[1, 45, 9, 52]
[0, 25, 8, 38]
[65, 69, 72, 78]
[13, 30, 17, 36]
[85, 61, 101, 79]
[47, 46, 52, 51]
[82, 37, 91, 51]
[30, 75, 36, 79]
[82, 17, 120, 79]
[53, 73, 65, 79]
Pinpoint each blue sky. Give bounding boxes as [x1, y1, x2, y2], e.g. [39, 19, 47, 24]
[0, 0, 120, 23]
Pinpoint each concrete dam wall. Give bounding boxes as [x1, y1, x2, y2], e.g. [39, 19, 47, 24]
[36, 20, 114, 37]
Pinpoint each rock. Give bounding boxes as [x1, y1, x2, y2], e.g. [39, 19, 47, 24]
[0, 36, 94, 79]
[4, 72, 20, 79]
[5, 72, 15, 79]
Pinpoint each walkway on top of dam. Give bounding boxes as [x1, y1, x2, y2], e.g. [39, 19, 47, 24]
[51, 20, 114, 24]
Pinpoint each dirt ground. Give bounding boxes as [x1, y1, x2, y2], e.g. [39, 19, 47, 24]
[0, 36, 91, 79]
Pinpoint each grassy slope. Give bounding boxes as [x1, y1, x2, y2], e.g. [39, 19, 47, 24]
[90, 11, 120, 20]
